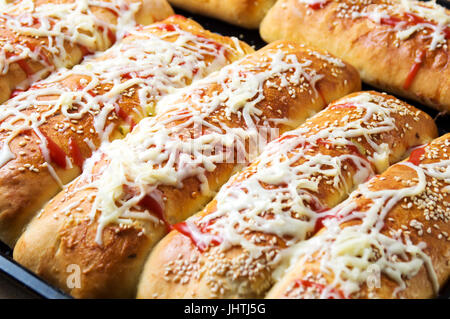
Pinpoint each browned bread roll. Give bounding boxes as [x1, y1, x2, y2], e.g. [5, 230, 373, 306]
[0, 0, 174, 103]
[0, 15, 252, 246]
[267, 133, 450, 299]
[168, 0, 276, 28]
[136, 91, 437, 299]
[13, 41, 360, 298]
[260, 0, 450, 112]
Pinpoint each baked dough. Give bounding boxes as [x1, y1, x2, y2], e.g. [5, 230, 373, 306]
[168, 0, 276, 28]
[0, 15, 251, 246]
[13, 41, 360, 298]
[0, 0, 174, 103]
[136, 91, 437, 298]
[260, 0, 450, 112]
[267, 133, 450, 299]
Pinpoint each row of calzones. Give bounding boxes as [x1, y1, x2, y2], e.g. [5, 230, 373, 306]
[0, 0, 445, 299]
[0, 0, 174, 103]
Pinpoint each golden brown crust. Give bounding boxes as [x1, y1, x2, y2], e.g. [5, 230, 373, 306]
[168, 0, 276, 28]
[267, 134, 450, 299]
[136, 91, 438, 299]
[260, 0, 450, 112]
[0, 16, 252, 247]
[0, 0, 174, 103]
[14, 42, 360, 298]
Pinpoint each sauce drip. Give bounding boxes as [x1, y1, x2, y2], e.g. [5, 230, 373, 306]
[79, 45, 94, 56]
[10, 89, 25, 98]
[197, 35, 224, 54]
[99, 26, 117, 44]
[379, 16, 402, 27]
[313, 214, 335, 233]
[329, 103, 357, 111]
[116, 106, 136, 131]
[157, 23, 176, 32]
[379, 12, 450, 38]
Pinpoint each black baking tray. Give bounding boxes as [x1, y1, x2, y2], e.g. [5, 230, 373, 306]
[0, 2, 449, 299]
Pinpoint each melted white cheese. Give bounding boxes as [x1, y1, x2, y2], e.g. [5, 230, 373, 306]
[283, 141, 448, 298]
